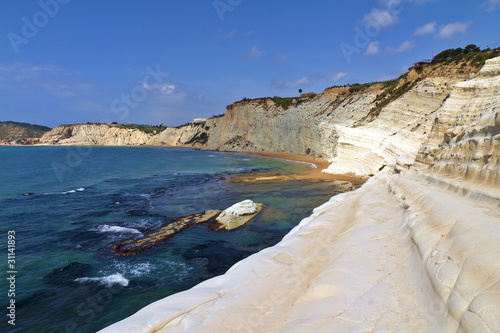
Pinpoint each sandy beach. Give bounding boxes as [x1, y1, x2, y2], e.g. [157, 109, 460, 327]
[230, 151, 367, 184]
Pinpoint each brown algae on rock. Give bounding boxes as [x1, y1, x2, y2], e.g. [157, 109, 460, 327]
[113, 209, 222, 256]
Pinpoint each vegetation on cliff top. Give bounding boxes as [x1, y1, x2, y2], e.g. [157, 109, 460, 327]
[0, 121, 52, 140]
[109, 123, 167, 134]
[431, 44, 500, 68]
[233, 94, 316, 110]
[339, 45, 499, 125]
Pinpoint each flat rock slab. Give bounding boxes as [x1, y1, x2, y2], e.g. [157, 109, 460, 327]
[210, 203, 265, 231]
[113, 209, 222, 256]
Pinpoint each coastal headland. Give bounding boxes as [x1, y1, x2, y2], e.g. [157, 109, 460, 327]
[37, 50, 500, 331]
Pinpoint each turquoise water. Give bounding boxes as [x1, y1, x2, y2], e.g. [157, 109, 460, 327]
[0, 146, 338, 332]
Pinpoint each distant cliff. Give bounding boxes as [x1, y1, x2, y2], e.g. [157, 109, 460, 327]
[0, 121, 51, 140]
[39, 122, 211, 147]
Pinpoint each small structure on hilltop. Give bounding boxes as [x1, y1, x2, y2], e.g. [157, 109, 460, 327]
[193, 118, 208, 123]
[413, 60, 432, 72]
[301, 92, 317, 98]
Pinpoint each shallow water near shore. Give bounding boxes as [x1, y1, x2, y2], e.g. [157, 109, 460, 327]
[0, 146, 343, 332]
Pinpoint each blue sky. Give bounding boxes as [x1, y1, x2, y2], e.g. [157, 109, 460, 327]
[0, 0, 499, 128]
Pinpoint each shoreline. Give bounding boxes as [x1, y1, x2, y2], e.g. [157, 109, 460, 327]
[231, 150, 367, 184]
[18, 144, 367, 184]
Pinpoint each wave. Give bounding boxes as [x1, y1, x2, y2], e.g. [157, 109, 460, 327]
[63, 187, 85, 194]
[75, 273, 129, 287]
[134, 217, 162, 229]
[265, 158, 317, 169]
[94, 225, 141, 234]
[44, 187, 86, 195]
[104, 259, 193, 282]
[109, 261, 155, 278]
[232, 167, 267, 173]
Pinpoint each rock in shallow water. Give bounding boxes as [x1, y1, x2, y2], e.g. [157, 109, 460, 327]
[211, 200, 265, 231]
[113, 209, 222, 256]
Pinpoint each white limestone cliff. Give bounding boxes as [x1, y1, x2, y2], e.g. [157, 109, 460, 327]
[39, 123, 210, 147]
[99, 57, 500, 332]
[40, 59, 479, 179]
[40, 124, 152, 146]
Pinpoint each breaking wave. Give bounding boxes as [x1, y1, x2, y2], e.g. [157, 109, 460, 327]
[95, 225, 141, 234]
[75, 273, 129, 287]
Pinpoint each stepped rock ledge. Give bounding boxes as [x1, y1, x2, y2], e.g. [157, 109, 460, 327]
[70, 56, 499, 332]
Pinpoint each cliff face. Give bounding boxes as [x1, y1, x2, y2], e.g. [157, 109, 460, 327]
[100, 56, 500, 333]
[203, 98, 339, 159]
[40, 58, 488, 180]
[199, 65, 469, 177]
[416, 56, 500, 188]
[40, 123, 212, 148]
[40, 124, 152, 145]
[0, 121, 51, 140]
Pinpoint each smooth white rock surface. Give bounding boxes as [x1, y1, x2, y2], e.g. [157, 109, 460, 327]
[99, 57, 500, 333]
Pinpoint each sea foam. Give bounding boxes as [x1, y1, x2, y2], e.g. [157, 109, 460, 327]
[44, 187, 86, 195]
[95, 225, 141, 234]
[75, 273, 129, 287]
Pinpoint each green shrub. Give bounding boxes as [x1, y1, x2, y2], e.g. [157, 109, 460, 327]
[110, 123, 167, 134]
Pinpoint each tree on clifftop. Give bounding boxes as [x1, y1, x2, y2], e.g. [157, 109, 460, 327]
[299, 88, 303, 95]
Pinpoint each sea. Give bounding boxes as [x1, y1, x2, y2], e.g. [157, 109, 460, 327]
[0, 146, 340, 332]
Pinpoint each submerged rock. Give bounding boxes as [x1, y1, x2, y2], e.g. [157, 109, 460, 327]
[211, 200, 265, 231]
[113, 209, 222, 256]
[182, 241, 254, 276]
[43, 262, 92, 285]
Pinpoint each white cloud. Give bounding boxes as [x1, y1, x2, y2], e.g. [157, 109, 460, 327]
[276, 55, 288, 63]
[329, 71, 349, 82]
[160, 84, 176, 95]
[140, 81, 153, 91]
[40, 82, 94, 97]
[379, 0, 438, 5]
[387, 40, 415, 53]
[362, 8, 399, 28]
[365, 41, 381, 55]
[312, 71, 348, 82]
[414, 21, 437, 35]
[0, 63, 63, 82]
[406, 0, 439, 3]
[274, 77, 310, 88]
[482, 0, 500, 11]
[219, 29, 237, 39]
[274, 71, 348, 89]
[438, 21, 472, 40]
[0, 62, 94, 97]
[242, 46, 265, 60]
[141, 81, 180, 95]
